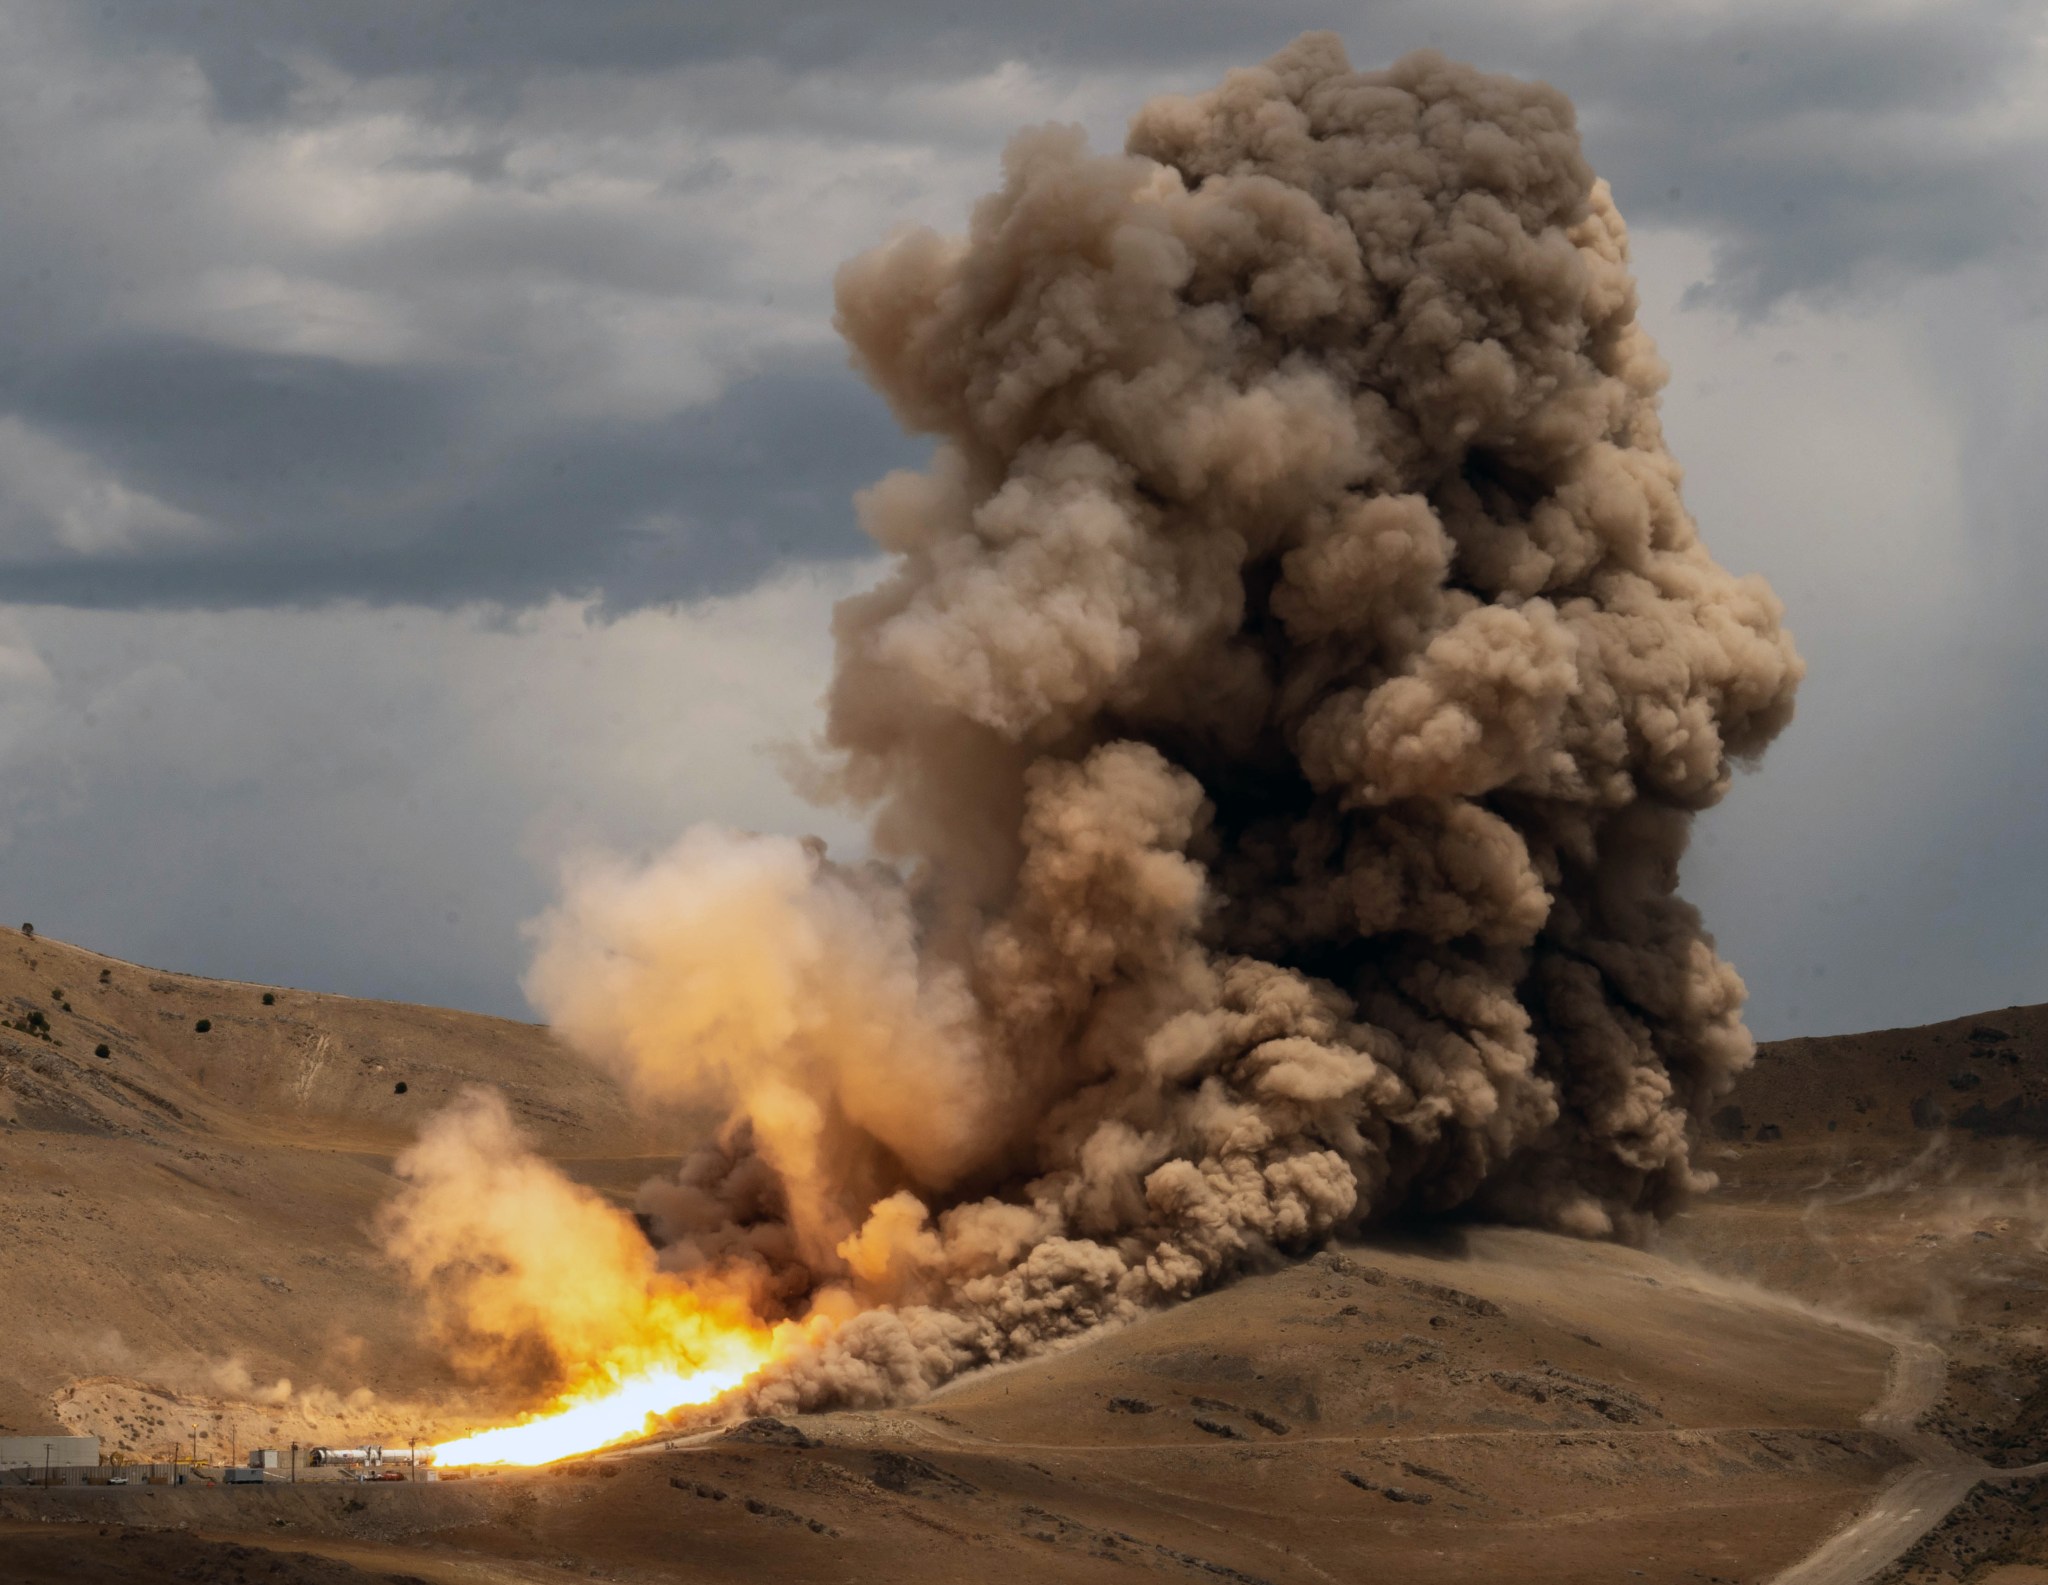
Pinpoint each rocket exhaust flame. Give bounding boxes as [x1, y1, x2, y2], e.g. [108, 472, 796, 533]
[385, 33, 1801, 1446]
[380, 1087, 796, 1465]
[429, 1358, 764, 1468]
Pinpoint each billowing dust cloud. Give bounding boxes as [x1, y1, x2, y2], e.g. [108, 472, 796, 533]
[386, 34, 1801, 1416]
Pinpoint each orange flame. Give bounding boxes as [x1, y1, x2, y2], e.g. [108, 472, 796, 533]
[380, 1090, 802, 1467]
[432, 1344, 772, 1467]
[430, 1295, 788, 1467]
[383, 1090, 818, 1467]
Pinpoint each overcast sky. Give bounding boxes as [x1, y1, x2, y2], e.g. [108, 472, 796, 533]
[0, 0, 2041, 1039]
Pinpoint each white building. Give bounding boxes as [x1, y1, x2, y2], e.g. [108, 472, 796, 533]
[0, 1435, 101, 1471]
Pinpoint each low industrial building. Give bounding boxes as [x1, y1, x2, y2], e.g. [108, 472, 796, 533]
[0, 1435, 102, 1484]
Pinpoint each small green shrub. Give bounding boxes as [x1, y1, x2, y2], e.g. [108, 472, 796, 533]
[94, 1044, 110, 1059]
[193, 1018, 211, 1034]
[261, 992, 275, 1006]
[19, 922, 32, 938]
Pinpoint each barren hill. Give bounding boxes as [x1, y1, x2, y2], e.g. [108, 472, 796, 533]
[5, 931, 2046, 1582]
[1673, 1006, 2048, 1582]
[6, 1230, 1904, 1585]
[0, 925, 672, 1449]
[1722, 1002, 2048, 1150]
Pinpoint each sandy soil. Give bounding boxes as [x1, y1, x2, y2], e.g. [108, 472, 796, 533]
[6, 926, 2046, 1582]
[0, 926, 690, 1448]
[6, 1226, 1902, 1584]
[1669, 1003, 2048, 1582]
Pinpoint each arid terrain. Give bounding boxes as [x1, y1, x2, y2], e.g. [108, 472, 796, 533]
[3, 923, 2044, 1583]
[0, 925, 687, 1457]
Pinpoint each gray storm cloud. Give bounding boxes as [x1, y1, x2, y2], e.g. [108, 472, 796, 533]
[387, 33, 1802, 1412]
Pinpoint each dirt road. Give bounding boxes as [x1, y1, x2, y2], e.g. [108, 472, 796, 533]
[1769, 1331, 2047, 1585]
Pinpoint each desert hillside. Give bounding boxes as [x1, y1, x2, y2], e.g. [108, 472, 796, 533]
[1672, 1005, 2048, 1582]
[6, 1230, 1904, 1584]
[1721, 1002, 2048, 1148]
[0, 925, 676, 1448]
[1675, 1000, 2048, 1332]
[4, 931, 2046, 1583]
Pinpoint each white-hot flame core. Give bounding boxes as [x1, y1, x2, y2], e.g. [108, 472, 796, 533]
[431, 1359, 761, 1467]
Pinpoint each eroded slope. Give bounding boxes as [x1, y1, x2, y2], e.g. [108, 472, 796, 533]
[0, 926, 668, 1443]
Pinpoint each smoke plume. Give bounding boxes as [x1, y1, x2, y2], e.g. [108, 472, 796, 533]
[387, 34, 1801, 1414]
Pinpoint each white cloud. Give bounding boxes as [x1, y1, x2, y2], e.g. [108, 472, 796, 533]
[0, 565, 867, 1014]
[0, 0, 2040, 1042]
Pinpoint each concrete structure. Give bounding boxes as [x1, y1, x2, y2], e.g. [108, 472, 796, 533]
[0, 1435, 99, 1473]
[223, 1466, 266, 1484]
[248, 1448, 280, 1470]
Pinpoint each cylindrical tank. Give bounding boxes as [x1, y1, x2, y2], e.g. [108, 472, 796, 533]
[308, 1446, 433, 1467]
